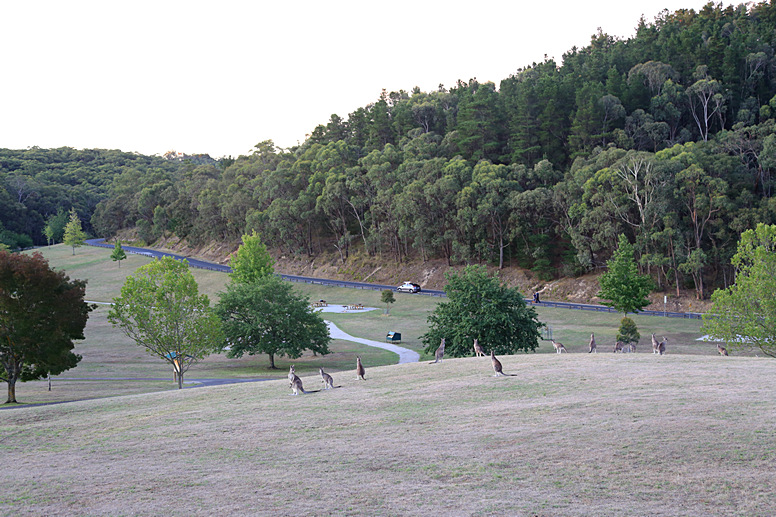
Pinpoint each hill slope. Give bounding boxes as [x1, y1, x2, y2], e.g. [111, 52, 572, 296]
[2, 353, 774, 516]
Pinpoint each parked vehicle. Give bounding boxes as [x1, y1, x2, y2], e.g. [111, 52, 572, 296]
[396, 281, 421, 293]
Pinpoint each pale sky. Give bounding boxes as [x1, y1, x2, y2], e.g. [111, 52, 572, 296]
[1, 1, 716, 159]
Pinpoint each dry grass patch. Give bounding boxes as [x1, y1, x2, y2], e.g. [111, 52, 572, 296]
[2, 353, 774, 516]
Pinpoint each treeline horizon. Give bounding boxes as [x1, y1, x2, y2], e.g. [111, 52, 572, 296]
[4, 2, 776, 300]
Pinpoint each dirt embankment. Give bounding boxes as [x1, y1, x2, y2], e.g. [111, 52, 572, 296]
[137, 233, 710, 313]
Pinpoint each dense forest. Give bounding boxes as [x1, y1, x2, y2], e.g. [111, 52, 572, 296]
[4, 2, 776, 300]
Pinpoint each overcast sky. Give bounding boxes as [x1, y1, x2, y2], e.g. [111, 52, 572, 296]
[1, 1, 716, 159]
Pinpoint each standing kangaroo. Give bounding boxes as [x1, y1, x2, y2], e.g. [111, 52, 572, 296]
[429, 338, 446, 364]
[551, 339, 567, 354]
[588, 333, 597, 353]
[319, 367, 334, 389]
[356, 356, 366, 380]
[652, 333, 660, 354]
[717, 344, 729, 356]
[290, 376, 306, 396]
[491, 350, 517, 377]
[288, 364, 300, 387]
[658, 337, 667, 355]
[473, 338, 485, 357]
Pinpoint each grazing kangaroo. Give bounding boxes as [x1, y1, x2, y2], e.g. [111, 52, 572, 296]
[429, 338, 446, 364]
[319, 367, 334, 389]
[717, 344, 729, 356]
[356, 356, 366, 380]
[290, 376, 306, 396]
[491, 350, 517, 377]
[658, 337, 667, 355]
[473, 338, 485, 357]
[588, 333, 597, 353]
[652, 333, 660, 354]
[551, 339, 567, 353]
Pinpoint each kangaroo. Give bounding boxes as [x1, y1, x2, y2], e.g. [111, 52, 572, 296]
[288, 364, 300, 387]
[319, 367, 334, 389]
[429, 338, 446, 364]
[551, 339, 567, 354]
[658, 337, 667, 355]
[491, 350, 517, 377]
[356, 356, 366, 380]
[588, 333, 597, 354]
[652, 333, 660, 354]
[717, 344, 729, 356]
[473, 338, 485, 357]
[614, 341, 626, 353]
[290, 376, 306, 396]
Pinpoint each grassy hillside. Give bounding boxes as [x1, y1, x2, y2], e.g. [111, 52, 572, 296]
[10, 244, 715, 406]
[2, 353, 774, 516]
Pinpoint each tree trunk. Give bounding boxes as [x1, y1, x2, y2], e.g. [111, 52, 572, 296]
[177, 373, 183, 389]
[268, 353, 276, 369]
[6, 379, 16, 404]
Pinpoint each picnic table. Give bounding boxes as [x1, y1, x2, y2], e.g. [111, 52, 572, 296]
[311, 300, 328, 308]
[346, 304, 364, 310]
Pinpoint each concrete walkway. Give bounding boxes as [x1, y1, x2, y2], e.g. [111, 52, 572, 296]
[325, 321, 420, 364]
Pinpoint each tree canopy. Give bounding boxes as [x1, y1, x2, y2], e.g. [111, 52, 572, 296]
[421, 265, 542, 357]
[598, 234, 654, 315]
[701, 223, 776, 358]
[215, 275, 330, 369]
[108, 256, 224, 388]
[227, 230, 275, 284]
[0, 251, 92, 403]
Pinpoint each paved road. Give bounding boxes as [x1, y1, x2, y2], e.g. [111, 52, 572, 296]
[85, 239, 702, 319]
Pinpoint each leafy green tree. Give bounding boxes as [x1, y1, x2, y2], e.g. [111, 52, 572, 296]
[701, 224, 776, 358]
[215, 276, 330, 369]
[598, 234, 654, 315]
[228, 231, 275, 284]
[43, 208, 69, 245]
[617, 316, 640, 346]
[421, 265, 542, 357]
[110, 240, 127, 268]
[381, 289, 395, 315]
[0, 251, 92, 403]
[108, 256, 224, 389]
[63, 208, 87, 255]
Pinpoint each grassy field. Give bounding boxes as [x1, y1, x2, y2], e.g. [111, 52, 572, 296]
[2, 353, 775, 515]
[3, 244, 775, 515]
[8, 244, 718, 406]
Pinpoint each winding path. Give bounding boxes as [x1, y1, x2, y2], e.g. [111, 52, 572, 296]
[326, 320, 420, 364]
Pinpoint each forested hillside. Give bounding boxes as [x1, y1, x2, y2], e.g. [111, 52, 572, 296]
[4, 2, 776, 300]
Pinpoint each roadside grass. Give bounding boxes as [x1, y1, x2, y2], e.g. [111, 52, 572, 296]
[14, 244, 718, 407]
[1, 353, 774, 515]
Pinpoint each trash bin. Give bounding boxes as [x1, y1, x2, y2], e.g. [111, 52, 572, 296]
[386, 331, 402, 343]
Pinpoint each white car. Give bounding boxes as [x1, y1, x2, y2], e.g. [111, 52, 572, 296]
[396, 282, 421, 293]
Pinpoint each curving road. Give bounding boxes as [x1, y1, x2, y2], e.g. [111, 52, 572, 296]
[85, 239, 702, 319]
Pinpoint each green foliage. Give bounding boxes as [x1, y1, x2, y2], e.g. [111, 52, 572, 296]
[421, 265, 542, 357]
[110, 240, 127, 267]
[616, 316, 640, 345]
[0, 251, 92, 403]
[228, 231, 275, 284]
[215, 276, 330, 369]
[381, 289, 395, 314]
[44, 208, 68, 245]
[598, 234, 654, 315]
[701, 224, 776, 358]
[63, 208, 87, 255]
[108, 256, 224, 388]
